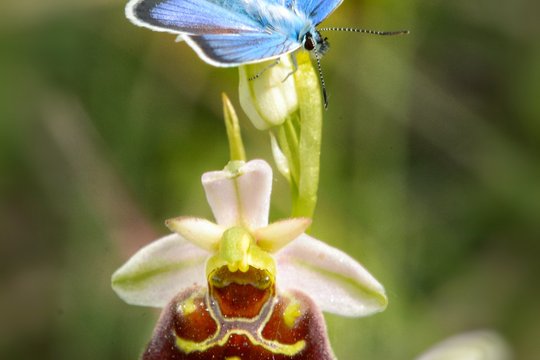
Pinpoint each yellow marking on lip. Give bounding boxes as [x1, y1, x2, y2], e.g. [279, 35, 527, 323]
[283, 298, 302, 328]
[177, 292, 199, 316]
[175, 330, 305, 356]
[225, 357, 241, 360]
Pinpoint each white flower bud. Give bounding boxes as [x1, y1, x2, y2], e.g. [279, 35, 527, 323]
[239, 56, 298, 130]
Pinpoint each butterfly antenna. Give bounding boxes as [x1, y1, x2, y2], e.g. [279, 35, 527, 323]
[319, 27, 409, 36]
[314, 52, 328, 110]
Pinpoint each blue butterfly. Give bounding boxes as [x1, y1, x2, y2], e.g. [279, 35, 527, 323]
[126, 0, 342, 67]
[126, 0, 408, 107]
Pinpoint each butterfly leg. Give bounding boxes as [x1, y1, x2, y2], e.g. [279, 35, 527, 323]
[281, 54, 298, 83]
[248, 59, 281, 81]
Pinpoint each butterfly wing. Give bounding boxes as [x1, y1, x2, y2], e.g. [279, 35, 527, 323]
[295, 0, 343, 25]
[184, 33, 300, 66]
[126, 0, 265, 35]
[127, 0, 301, 65]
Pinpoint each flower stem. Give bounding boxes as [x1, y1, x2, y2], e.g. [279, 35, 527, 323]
[275, 52, 323, 219]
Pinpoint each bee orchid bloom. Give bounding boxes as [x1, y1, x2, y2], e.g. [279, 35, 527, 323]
[112, 160, 387, 359]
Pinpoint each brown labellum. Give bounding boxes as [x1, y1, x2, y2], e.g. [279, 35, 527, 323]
[142, 266, 335, 360]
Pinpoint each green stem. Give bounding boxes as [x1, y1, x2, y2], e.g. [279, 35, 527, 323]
[279, 115, 300, 185]
[281, 52, 324, 219]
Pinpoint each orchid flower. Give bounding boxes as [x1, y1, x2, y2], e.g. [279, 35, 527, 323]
[112, 159, 387, 359]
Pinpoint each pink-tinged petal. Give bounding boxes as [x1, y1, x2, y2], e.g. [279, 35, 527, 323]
[254, 218, 312, 253]
[165, 216, 224, 252]
[275, 234, 387, 317]
[202, 160, 272, 229]
[111, 234, 209, 308]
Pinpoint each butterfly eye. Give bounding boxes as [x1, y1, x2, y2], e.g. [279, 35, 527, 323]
[303, 33, 316, 51]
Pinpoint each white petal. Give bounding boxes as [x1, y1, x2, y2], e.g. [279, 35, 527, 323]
[254, 218, 312, 252]
[111, 234, 209, 308]
[275, 234, 387, 317]
[202, 160, 272, 230]
[165, 216, 224, 252]
[415, 331, 512, 360]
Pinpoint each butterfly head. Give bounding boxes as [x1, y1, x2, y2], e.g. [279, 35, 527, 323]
[302, 30, 330, 57]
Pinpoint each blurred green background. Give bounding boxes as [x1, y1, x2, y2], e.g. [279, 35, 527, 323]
[1, 0, 539, 358]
